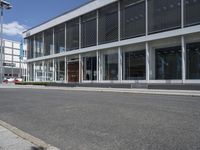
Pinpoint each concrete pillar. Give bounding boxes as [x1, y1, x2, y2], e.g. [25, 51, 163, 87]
[146, 42, 150, 83]
[118, 47, 122, 82]
[65, 57, 67, 83]
[182, 36, 186, 83]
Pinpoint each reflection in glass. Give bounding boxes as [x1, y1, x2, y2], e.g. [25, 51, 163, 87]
[54, 24, 65, 53]
[44, 29, 54, 56]
[156, 46, 182, 79]
[83, 57, 97, 81]
[81, 11, 97, 48]
[103, 53, 118, 80]
[186, 42, 200, 79]
[35, 33, 43, 57]
[121, 0, 145, 39]
[148, 0, 181, 33]
[44, 60, 54, 81]
[123, 50, 146, 80]
[66, 18, 79, 51]
[55, 58, 65, 81]
[98, 2, 118, 44]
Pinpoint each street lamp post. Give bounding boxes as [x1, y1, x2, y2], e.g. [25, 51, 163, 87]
[0, 0, 12, 84]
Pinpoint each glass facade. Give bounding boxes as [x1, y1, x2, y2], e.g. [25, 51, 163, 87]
[184, 0, 200, 26]
[44, 29, 54, 56]
[186, 42, 200, 79]
[44, 60, 54, 81]
[55, 58, 65, 81]
[35, 61, 43, 82]
[123, 50, 146, 80]
[121, 0, 146, 39]
[35, 33, 43, 57]
[98, 2, 118, 44]
[103, 53, 118, 80]
[148, 0, 181, 33]
[83, 57, 97, 81]
[155, 46, 182, 80]
[66, 18, 79, 51]
[81, 11, 97, 48]
[27, 38, 34, 59]
[54, 24, 65, 53]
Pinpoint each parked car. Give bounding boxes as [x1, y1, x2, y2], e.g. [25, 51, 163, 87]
[3, 77, 15, 84]
[14, 78, 23, 83]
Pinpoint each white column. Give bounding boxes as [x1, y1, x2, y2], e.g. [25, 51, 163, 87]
[79, 54, 82, 83]
[96, 51, 99, 82]
[146, 42, 150, 83]
[118, 47, 122, 82]
[33, 62, 36, 82]
[53, 59, 55, 82]
[182, 36, 186, 83]
[65, 56, 67, 83]
[42, 61, 45, 82]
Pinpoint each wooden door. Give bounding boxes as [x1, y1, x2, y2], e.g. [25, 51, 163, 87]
[68, 61, 79, 83]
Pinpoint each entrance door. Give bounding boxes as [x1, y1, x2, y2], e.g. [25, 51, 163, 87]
[68, 61, 79, 83]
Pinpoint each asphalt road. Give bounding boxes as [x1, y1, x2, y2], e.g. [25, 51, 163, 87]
[0, 88, 200, 150]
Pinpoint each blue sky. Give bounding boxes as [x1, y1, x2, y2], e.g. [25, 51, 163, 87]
[3, 0, 90, 41]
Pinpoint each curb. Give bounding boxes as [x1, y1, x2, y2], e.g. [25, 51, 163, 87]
[0, 120, 60, 150]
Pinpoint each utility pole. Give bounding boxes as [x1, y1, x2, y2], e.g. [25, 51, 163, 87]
[0, 0, 12, 84]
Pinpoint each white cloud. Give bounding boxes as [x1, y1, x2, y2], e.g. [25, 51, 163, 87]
[3, 21, 28, 36]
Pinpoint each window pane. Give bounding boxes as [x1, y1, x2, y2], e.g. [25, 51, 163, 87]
[184, 0, 200, 26]
[54, 24, 65, 53]
[103, 53, 118, 80]
[83, 57, 97, 80]
[99, 2, 118, 44]
[55, 58, 65, 81]
[155, 46, 182, 79]
[148, 0, 181, 33]
[121, 0, 146, 39]
[27, 38, 34, 59]
[35, 33, 43, 57]
[44, 60, 54, 81]
[186, 42, 200, 79]
[123, 50, 146, 80]
[81, 11, 97, 48]
[66, 18, 79, 51]
[44, 29, 53, 56]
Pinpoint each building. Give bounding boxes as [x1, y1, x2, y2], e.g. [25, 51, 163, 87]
[2, 39, 27, 80]
[23, 0, 200, 86]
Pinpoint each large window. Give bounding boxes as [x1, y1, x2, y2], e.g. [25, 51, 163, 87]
[83, 56, 97, 81]
[103, 53, 118, 80]
[27, 37, 34, 59]
[186, 42, 200, 79]
[98, 2, 118, 44]
[123, 50, 146, 80]
[35, 61, 43, 82]
[44, 60, 54, 81]
[121, 0, 146, 39]
[184, 0, 200, 26]
[35, 33, 43, 57]
[148, 0, 181, 33]
[155, 46, 182, 80]
[44, 29, 53, 56]
[54, 24, 65, 53]
[55, 58, 65, 81]
[81, 11, 97, 48]
[66, 18, 79, 51]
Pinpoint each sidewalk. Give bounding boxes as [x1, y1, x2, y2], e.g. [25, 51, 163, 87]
[0, 121, 59, 150]
[0, 125, 38, 150]
[0, 84, 200, 97]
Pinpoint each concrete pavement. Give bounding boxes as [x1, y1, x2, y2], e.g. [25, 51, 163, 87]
[0, 88, 200, 150]
[0, 125, 37, 150]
